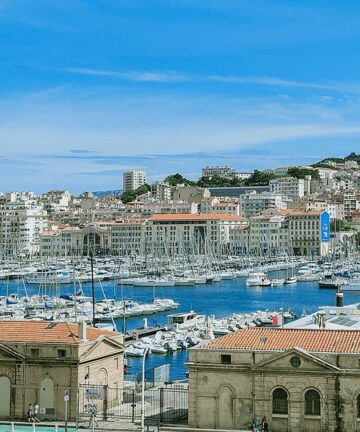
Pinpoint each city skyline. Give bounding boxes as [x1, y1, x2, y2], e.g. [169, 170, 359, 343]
[1, 1, 360, 192]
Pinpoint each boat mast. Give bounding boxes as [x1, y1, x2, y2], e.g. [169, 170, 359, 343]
[90, 250, 96, 327]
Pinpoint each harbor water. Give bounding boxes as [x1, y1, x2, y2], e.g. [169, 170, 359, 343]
[1, 273, 358, 381]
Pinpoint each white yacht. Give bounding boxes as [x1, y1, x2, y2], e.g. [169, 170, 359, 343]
[246, 272, 267, 287]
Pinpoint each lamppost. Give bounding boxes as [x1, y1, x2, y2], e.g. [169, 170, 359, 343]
[141, 346, 150, 432]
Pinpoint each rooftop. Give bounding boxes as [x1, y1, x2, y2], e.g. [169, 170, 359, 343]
[203, 327, 360, 353]
[0, 321, 119, 344]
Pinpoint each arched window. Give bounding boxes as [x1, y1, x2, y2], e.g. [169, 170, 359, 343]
[272, 388, 288, 415]
[305, 390, 321, 416]
[357, 394, 360, 418]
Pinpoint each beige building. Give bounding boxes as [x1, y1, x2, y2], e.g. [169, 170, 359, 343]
[145, 213, 247, 255]
[188, 327, 360, 432]
[0, 321, 123, 421]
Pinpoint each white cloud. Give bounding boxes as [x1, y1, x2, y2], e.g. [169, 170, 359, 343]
[66, 67, 190, 83]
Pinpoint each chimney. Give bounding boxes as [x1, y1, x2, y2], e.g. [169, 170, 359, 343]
[79, 321, 88, 341]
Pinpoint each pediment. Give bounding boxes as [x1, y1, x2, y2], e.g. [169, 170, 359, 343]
[80, 336, 124, 362]
[252, 347, 339, 372]
[0, 343, 24, 361]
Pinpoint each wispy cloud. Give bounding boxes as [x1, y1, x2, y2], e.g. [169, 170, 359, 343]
[66, 67, 190, 83]
[207, 75, 342, 92]
[65, 67, 360, 94]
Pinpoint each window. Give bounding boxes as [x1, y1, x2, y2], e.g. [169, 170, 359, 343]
[220, 354, 232, 365]
[357, 395, 360, 418]
[58, 349, 66, 359]
[272, 388, 288, 415]
[30, 348, 40, 357]
[305, 390, 321, 416]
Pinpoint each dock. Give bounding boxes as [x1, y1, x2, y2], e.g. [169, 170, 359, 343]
[125, 325, 168, 342]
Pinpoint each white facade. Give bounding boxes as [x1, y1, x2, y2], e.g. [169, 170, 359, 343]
[269, 177, 305, 199]
[122, 169, 146, 192]
[239, 191, 287, 218]
[151, 181, 172, 201]
[0, 202, 48, 255]
[202, 166, 235, 178]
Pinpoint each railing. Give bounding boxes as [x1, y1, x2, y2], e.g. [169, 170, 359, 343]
[78, 383, 188, 425]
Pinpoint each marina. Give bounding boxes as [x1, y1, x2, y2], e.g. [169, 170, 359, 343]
[2, 255, 360, 380]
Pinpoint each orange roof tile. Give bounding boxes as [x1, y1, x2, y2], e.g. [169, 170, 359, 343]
[0, 321, 119, 345]
[204, 327, 360, 354]
[150, 213, 246, 222]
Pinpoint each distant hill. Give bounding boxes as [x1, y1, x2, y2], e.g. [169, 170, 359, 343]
[315, 152, 360, 166]
[92, 189, 122, 197]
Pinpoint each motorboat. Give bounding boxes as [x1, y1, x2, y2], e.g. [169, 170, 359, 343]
[271, 278, 285, 287]
[246, 272, 267, 287]
[284, 276, 297, 284]
[259, 278, 272, 287]
[318, 274, 346, 289]
[168, 311, 206, 330]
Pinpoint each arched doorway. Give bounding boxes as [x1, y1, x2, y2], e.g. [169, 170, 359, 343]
[98, 369, 108, 386]
[39, 378, 54, 416]
[218, 386, 233, 429]
[0, 376, 11, 417]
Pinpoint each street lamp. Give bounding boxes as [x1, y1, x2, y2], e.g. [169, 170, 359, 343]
[141, 346, 150, 432]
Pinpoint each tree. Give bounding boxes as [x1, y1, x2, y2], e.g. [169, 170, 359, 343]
[330, 219, 352, 232]
[197, 175, 244, 187]
[120, 184, 150, 204]
[287, 167, 320, 180]
[243, 170, 275, 186]
[164, 173, 195, 186]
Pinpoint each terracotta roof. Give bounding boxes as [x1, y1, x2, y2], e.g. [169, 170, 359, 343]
[204, 327, 360, 354]
[150, 213, 246, 222]
[0, 321, 119, 345]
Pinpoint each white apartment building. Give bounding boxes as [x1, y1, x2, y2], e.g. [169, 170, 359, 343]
[122, 169, 146, 192]
[235, 172, 252, 180]
[41, 190, 72, 213]
[0, 202, 48, 255]
[239, 191, 287, 218]
[345, 160, 359, 169]
[201, 166, 252, 180]
[144, 213, 247, 256]
[269, 177, 305, 200]
[202, 166, 235, 178]
[151, 181, 172, 201]
[343, 192, 359, 219]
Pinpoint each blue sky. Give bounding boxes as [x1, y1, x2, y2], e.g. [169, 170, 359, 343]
[1, 0, 360, 193]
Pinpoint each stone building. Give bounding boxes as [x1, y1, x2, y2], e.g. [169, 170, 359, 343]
[0, 321, 123, 421]
[188, 327, 360, 432]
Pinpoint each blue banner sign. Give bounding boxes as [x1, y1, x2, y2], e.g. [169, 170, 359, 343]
[320, 211, 330, 242]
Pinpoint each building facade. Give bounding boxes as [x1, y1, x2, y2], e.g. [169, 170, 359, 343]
[239, 192, 287, 218]
[0, 321, 123, 421]
[122, 169, 146, 192]
[0, 202, 48, 256]
[188, 327, 360, 432]
[269, 177, 305, 200]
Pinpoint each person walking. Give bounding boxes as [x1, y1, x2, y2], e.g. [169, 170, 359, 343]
[252, 416, 260, 432]
[33, 402, 40, 422]
[261, 415, 269, 432]
[88, 405, 99, 429]
[27, 404, 35, 422]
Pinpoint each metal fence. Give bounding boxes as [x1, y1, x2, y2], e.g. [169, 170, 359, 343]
[78, 383, 188, 425]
